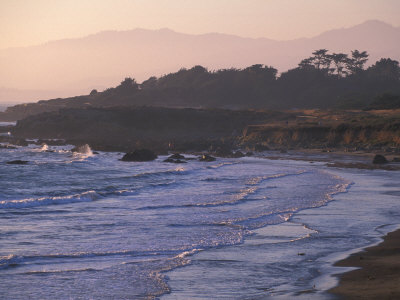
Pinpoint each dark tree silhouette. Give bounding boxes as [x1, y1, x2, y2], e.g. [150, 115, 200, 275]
[298, 57, 315, 69]
[119, 77, 139, 90]
[329, 53, 349, 77]
[141, 76, 158, 89]
[367, 58, 400, 81]
[347, 50, 369, 75]
[311, 49, 330, 70]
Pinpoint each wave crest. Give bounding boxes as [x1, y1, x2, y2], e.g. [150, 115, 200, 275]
[0, 191, 100, 209]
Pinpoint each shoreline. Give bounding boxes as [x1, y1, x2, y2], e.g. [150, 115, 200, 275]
[329, 228, 400, 299]
[160, 156, 400, 299]
[259, 149, 400, 171]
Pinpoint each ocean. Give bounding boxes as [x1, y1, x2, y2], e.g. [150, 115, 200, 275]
[0, 143, 399, 299]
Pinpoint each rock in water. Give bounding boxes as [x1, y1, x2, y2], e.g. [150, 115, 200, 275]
[372, 154, 388, 164]
[168, 153, 185, 160]
[199, 154, 216, 162]
[163, 158, 187, 163]
[233, 151, 245, 158]
[121, 149, 157, 162]
[215, 147, 233, 157]
[7, 160, 28, 165]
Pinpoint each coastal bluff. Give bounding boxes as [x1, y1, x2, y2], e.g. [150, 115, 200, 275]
[9, 107, 400, 153]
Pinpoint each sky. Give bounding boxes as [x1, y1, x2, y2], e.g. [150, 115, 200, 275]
[1, 0, 400, 49]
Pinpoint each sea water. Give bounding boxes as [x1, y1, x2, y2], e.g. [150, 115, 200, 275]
[0, 144, 399, 299]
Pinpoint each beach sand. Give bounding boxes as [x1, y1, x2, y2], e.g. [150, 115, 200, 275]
[329, 229, 400, 299]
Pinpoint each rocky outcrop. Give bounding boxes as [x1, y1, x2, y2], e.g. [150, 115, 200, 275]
[372, 154, 388, 164]
[163, 153, 187, 163]
[199, 154, 216, 162]
[8, 106, 400, 154]
[121, 149, 157, 162]
[233, 151, 245, 158]
[168, 153, 185, 160]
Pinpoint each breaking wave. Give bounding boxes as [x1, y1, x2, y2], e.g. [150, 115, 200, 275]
[0, 191, 100, 209]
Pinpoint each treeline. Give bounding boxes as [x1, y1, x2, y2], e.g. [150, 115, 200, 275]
[98, 49, 400, 110]
[2, 49, 400, 121]
[299, 49, 369, 76]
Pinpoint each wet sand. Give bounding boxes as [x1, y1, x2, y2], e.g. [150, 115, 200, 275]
[329, 229, 400, 299]
[261, 149, 400, 171]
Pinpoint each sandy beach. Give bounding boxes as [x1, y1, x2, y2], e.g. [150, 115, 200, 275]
[330, 229, 400, 299]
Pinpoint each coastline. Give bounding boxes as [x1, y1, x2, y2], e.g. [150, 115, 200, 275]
[329, 228, 400, 299]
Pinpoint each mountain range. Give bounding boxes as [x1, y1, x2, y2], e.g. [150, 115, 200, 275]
[1, 20, 399, 103]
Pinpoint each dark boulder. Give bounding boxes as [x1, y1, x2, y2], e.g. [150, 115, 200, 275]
[245, 151, 254, 156]
[233, 151, 245, 158]
[121, 149, 157, 162]
[392, 157, 400, 163]
[174, 159, 187, 164]
[215, 147, 233, 157]
[163, 158, 187, 163]
[168, 153, 185, 160]
[199, 154, 216, 162]
[7, 160, 28, 165]
[372, 154, 388, 164]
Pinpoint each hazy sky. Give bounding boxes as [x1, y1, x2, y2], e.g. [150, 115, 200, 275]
[1, 0, 400, 49]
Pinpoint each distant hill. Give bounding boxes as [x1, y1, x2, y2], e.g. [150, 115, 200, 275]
[1, 20, 399, 102]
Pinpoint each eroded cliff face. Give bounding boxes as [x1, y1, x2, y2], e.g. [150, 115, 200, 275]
[10, 107, 291, 152]
[8, 106, 400, 153]
[241, 123, 400, 151]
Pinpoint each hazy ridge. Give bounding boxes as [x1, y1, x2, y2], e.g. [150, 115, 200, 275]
[1, 20, 399, 103]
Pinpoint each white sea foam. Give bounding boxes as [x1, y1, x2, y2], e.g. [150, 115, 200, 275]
[0, 191, 100, 209]
[72, 144, 93, 157]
